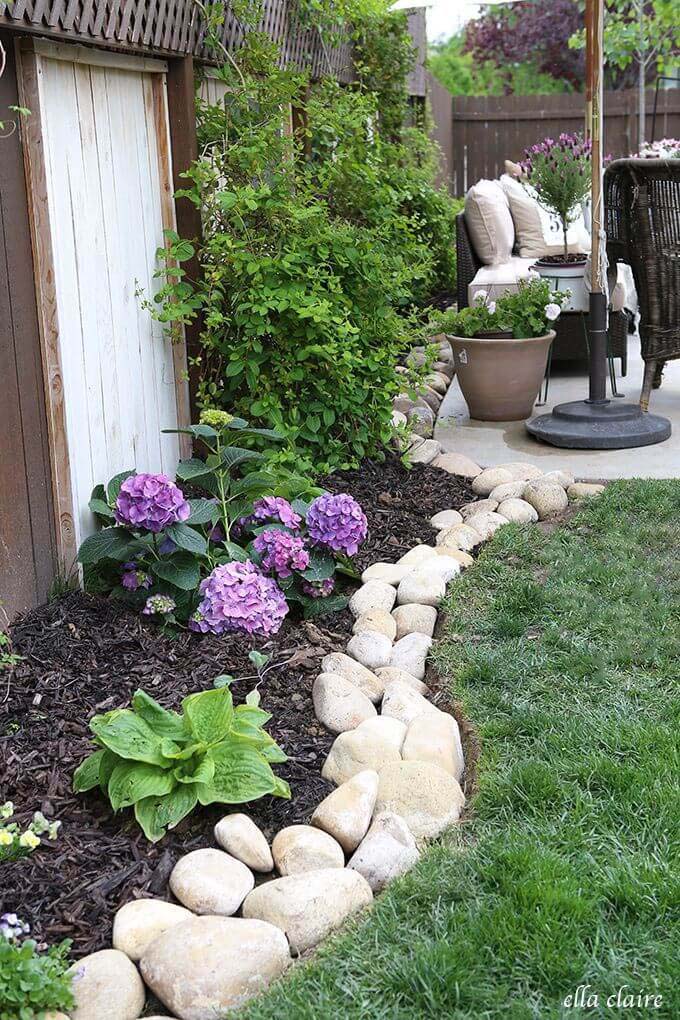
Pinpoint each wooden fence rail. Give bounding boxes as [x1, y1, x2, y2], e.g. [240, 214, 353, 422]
[437, 90, 680, 195]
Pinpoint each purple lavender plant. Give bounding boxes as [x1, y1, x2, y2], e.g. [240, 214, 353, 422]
[191, 561, 288, 637]
[520, 133, 592, 257]
[306, 493, 368, 557]
[253, 529, 310, 579]
[115, 473, 190, 533]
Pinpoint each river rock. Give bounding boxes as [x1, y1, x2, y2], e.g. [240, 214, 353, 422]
[348, 581, 397, 617]
[466, 511, 508, 541]
[321, 652, 384, 703]
[471, 467, 514, 495]
[390, 632, 432, 680]
[396, 570, 445, 608]
[312, 672, 377, 733]
[421, 387, 442, 414]
[375, 761, 466, 841]
[497, 497, 538, 524]
[524, 480, 568, 519]
[427, 554, 462, 583]
[408, 404, 435, 438]
[242, 869, 373, 956]
[346, 631, 393, 670]
[213, 814, 273, 872]
[375, 666, 428, 695]
[169, 849, 254, 916]
[352, 609, 397, 641]
[112, 899, 194, 962]
[322, 727, 402, 785]
[347, 812, 419, 892]
[436, 523, 481, 552]
[355, 714, 408, 752]
[459, 498, 498, 519]
[429, 509, 463, 531]
[381, 680, 438, 727]
[68, 949, 144, 1020]
[567, 482, 606, 501]
[542, 468, 575, 488]
[398, 544, 437, 567]
[361, 562, 411, 586]
[272, 825, 345, 875]
[431, 452, 482, 478]
[434, 546, 474, 568]
[140, 916, 290, 1020]
[501, 461, 544, 481]
[433, 360, 454, 379]
[311, 769, 379, 852]
[402, 710, 464, 781]
[426, 371, 450, 394]
[392, 603, 437, 639]
[409, 438, 442, 464]
[488, 481, 527, 502]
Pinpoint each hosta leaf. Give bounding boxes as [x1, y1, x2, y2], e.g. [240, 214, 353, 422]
[107, 761, 175, 810]
[73, 749, 106, 792]
[161, 738, 204, 760]
[152, 553, 201, 591]
[182, 686, 234, 743]
[196, 739, 277, 805]
[259, 741, 288, 764]
[90, 709, 166, 765]
[271, 776, 292, 799]
[132, 690, 188, 741]
[165, 523, 208, 556]
[134, 785, 198, 842]
[77, 527, 137, 565]
[173, 757, 215, 786]
[234, 703, 272, 729]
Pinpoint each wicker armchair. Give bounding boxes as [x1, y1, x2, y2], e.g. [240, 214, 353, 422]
[605, 158, 680, 410]
[456, 212, 629, 371]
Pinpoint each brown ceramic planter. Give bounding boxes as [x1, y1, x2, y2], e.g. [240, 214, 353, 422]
[448, 331, 555, 422]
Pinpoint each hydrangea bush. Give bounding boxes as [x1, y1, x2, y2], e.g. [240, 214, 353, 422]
[78, 414, 368, 639]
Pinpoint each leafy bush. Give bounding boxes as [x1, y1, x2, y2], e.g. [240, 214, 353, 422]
[0, 802, 61, 863]
[0, 920, 74, 1020]
[73, 685, 289, 842]
[434, 277, 567, 339]
[78, 413, 367, 632]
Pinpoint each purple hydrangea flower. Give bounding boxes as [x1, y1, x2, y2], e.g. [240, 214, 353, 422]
[193, 561, 288, 637]
[301, 577, 335, 599]
[251, 497, 302, 531]
[306, 493, 368, 557]
[253, 529, 310, 579]
[115, 473, 190, 533]
[142, 594, 176, 616]
[121, 568, 152, 592]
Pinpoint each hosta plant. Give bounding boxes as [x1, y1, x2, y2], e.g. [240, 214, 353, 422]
[73, 685, 290, 842]
[0, 917, 74, 1020]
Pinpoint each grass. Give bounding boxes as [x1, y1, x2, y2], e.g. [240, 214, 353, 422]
[238, 481, 680, 1020]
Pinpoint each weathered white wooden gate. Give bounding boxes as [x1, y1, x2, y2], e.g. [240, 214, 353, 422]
[19, 41, 190, 569]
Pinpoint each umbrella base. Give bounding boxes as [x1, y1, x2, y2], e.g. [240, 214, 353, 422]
[526, 399, 671, 449]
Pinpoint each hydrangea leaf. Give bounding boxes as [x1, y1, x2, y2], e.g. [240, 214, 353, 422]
[73, 749, 107, 792]
[164, 523, 208, 556]
[187, 498, 217, 525]
[90, 709, 167, 765]
[77, 527, 138, 565]
[303, 594, 349, 619]
[152, 553, 201, 591]
[131, 690, 188, 741]
[175, 457, 214, 481]
[300, 551, 336, 582]
[196, 741, 278, 805]
[107, 761, 175, 811]
[134, 786, 199, 842]
[182, 687, 234, 744]
[106, 469, 135, 505]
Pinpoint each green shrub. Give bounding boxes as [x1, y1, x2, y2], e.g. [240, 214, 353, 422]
[73, 684, 289, 842]
[0, 925, 74, 1020]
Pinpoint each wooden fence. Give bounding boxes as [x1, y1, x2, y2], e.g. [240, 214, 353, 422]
[437, 90, 680, 195]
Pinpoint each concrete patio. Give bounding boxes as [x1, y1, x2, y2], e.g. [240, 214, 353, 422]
[435, 336, 680, 479]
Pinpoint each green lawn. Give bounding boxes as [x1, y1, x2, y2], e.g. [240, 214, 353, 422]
[239, 481, 680, 1020]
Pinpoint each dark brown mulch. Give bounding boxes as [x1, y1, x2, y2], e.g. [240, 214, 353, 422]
[1, 454, 475, 957]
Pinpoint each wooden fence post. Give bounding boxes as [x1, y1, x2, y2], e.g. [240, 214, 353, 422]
[166, 54, 202, 422]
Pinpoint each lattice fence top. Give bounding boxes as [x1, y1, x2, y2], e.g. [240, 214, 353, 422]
[0, 0, 355, 78]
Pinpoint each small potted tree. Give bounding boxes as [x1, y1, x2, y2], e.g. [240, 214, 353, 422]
[437, 277, 567, 422]
[520, 133, 591, 279]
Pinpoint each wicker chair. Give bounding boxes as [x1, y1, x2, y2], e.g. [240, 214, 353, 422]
[456, 212, 629, 372]
[605, 158, 680, 410]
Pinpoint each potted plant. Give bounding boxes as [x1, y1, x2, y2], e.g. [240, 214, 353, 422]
[520, 133, 591, 279]
[437, 278, 567, 422]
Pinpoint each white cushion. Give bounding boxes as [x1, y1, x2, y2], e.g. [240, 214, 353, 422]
[464, 180, 515, 265]
[468, 256, 538, 305]
[500, 174, 590, 259]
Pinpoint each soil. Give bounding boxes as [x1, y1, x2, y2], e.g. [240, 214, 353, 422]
[1, 453, 475, 958]
[535, 253, 588, 267]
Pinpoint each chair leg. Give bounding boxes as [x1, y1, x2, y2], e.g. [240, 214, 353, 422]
[640, 360, 657, 412]
[621, 348, 627, 377]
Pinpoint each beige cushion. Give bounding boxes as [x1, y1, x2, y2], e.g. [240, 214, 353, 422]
[464, 180, 515, 265]
[500, 174, 590, 259]
[504, 159, 523, 179]
[468, 256, 538, 305]
[470, 258, 635, 314]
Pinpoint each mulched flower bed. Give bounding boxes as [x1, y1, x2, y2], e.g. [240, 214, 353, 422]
[1, 454, 474, 958]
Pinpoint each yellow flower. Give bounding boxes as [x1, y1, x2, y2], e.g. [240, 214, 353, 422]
[19, 830, 40, 849]
[0, 830, 14, 846]
[0, 801, 13, 820]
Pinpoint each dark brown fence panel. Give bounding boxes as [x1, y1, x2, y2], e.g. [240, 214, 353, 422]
[0, 0, 354, 78]
[0, 30, 58, 621]
[448, 90, 680, 195]
[428, 70, 453, 194]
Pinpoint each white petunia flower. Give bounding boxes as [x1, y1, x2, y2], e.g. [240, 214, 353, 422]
[527, 269, 540, 281]
[544, 303, 562, 321]
[487, 301, 497, 313]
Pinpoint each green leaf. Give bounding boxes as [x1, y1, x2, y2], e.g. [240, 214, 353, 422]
[173, 756, 215, 786]
[90, 709, 167, 765]
[131, 690, 188, 741]
[134, 786, 198, 842]
[163, 423, 217, 440]
[223, 541, 249, 563]
[234, 703, 273, 729]
[152, 553, 201, 591]
[165, 523, 208, 556]
[77, 527, 136, 565]
[107, 470, 135, 505]
[219, 447, 264, 472]
[213, 674, 236, 689]
[248, 650, 271, 670]
[300, 551, 336, 582]
[88, 497, 115, 520]
[107, 761, 175, 810]
[182, 687, 234, 743]
[73, 749, 107, 792]
[271, 776, 292, 799]
[187, 498, 217, 525]
[303, 594, 349, 619]
[196, 739, 278, 805]
[175, 458, 212, 481]
[259, 741, 288, 764]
